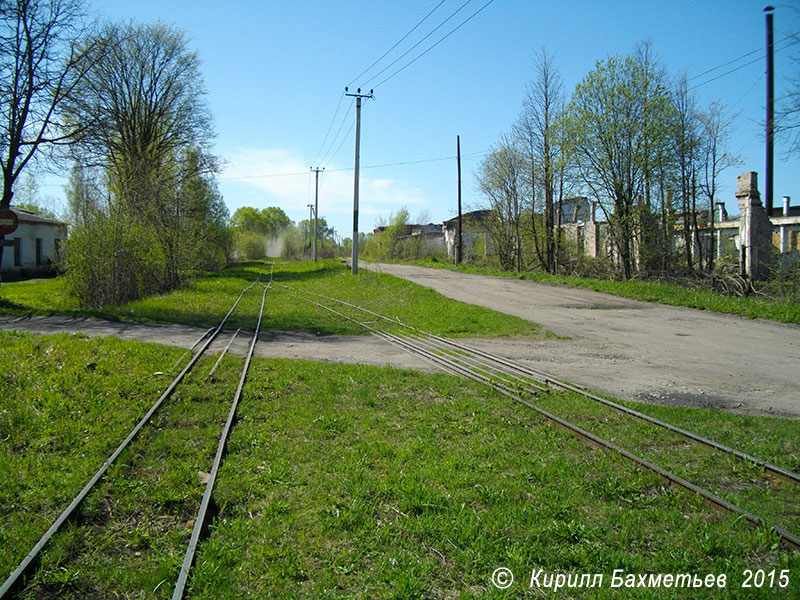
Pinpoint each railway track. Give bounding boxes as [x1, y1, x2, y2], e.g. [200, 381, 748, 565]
[1, 268, 273, 599]
[279, 283, 800, 552]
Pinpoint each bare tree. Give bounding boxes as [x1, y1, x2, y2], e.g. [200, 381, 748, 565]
[698, 101, 740, 271]
[671, 74, 702, 271]
[0, 0, 94, 263]
[515, 47, 565, 274]
[478, 137, 525, 271]
[776, 23, 800, 155]
[65, 21, 217, 290]
[66, 21, 214, 200]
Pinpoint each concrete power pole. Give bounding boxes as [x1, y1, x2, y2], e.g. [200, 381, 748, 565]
[345, 87, 374, 275]
[307, 204, 314, 255]
[310, 167, 324, 262]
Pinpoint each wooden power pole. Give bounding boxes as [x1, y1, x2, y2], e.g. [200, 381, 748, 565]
[456, 135, 463, 265]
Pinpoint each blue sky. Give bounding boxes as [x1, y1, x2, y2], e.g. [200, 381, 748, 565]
[45, 0, 800, 238]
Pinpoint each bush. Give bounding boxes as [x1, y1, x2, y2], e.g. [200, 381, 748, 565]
[760, 253, 800, 302]
[65, 213, 165, 308]
[237, 231, 266, 260]
[280, 227, 304, 260]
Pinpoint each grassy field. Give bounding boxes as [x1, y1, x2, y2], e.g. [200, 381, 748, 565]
[403, 259, 800, 324]
[2, 332, 798, 598]
[0, 260, 543, 338]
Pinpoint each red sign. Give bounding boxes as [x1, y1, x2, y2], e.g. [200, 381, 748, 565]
[0, 209, 18, 235]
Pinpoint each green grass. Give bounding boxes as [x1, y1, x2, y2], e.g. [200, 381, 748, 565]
[0, 260, 544, 338]
[3, 333, 797, 598]
[0, 332, 186, 585]
[404, 259, 800, 324]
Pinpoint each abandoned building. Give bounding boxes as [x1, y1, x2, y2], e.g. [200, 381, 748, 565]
[558, 173, 800, 279]
[372, 222, 445, 255]
[0, 207, 67, 278]
[442, 209, 493, 259]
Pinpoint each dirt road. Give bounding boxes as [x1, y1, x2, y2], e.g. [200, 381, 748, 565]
[0, 314, 435, 372]
[3, 265, 798, 418]
[364, 263, 800, 418]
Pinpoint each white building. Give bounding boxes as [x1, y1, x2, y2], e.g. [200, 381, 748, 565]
[1, 207, 67, 278]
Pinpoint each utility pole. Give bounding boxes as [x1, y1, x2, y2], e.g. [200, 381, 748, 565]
[765, 5, 775, 217]
[345, 87, 374, 274]
[307, 203, 314, 255]
[310, 167, 324, 261]
[456, 135, 463, 265]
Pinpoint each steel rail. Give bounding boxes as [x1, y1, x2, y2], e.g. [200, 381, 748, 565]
[172, 282, 270, 600]
[0, 274, 264, 599]
[282, 284, 800, 485]
[290, 290, 800, 552]
[398, 331, 549, 394]
[426, 333, 800, 485]
[206, 328, 241, 381]
[172, 327, 215, 370]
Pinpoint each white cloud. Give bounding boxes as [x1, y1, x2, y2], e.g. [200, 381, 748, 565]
[220, 147, 430, 233]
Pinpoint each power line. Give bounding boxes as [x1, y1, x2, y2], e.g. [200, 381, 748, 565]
[219, 152, 490, 182]
[689, 37, 795, 90]
[688, 30, 798, 82]
[318, 97, 355, 167]
[347, 0, 448, 88]
[311, 91, 346, 166]
[360, 0, 475, 88]
[321, 120, 355, 169]
[372, 0, 497, 89]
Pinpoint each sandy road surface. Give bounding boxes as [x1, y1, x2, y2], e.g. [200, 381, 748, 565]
[364, 262, 800, 418]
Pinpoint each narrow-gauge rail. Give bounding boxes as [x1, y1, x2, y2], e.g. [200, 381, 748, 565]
[1, 268, 273, 599]
[279, 283, 800, 552]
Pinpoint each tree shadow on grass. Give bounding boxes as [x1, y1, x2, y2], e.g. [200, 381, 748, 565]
[0, 297, 27, 311]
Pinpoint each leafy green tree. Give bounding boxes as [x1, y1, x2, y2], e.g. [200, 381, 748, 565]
[261, 206, 292, 237]
[231, 206, 291, 237]
[62, 21, 224, 304]
[231, 206, 266, 233]
[563, 50, 674, 278]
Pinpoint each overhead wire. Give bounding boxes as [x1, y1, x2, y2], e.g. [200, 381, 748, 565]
[359, 0, 475, 88]
[219, 151, 491, 182]
[317, 97, 355, 167]
[310, 91, 346, 166]
[688, 30, 799, 82]
[370, 0, 497, 90]
[346, 0, 448, 88]
[689, 33, 798, 90]
[321, 119, 355, 169]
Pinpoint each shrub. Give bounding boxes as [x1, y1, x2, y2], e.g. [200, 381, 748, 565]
[65, 213, 165, 308]
[237, 231, 266, 260]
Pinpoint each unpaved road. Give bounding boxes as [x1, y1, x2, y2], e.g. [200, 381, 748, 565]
[0, 314, 435, 372]
[2, 265, 798, 418]
[364, 263, 800, 418]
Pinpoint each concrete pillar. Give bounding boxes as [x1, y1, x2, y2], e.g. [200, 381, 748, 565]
[736, 172, 772, 279]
